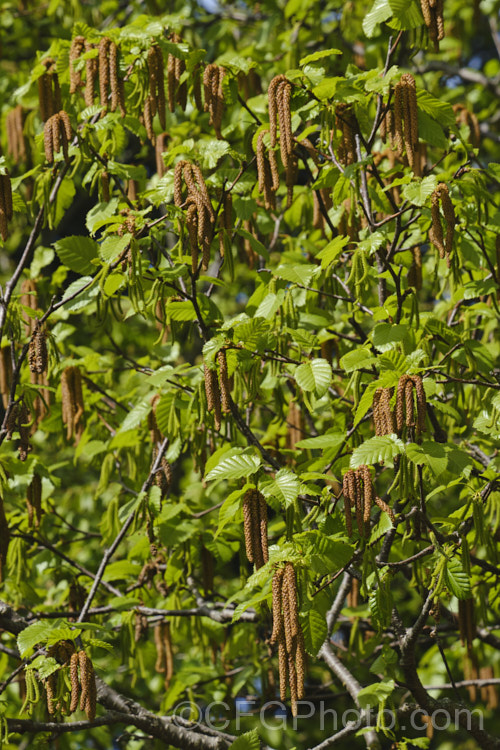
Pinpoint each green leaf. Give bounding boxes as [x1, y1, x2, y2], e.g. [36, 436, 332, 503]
[17, 621, 53, 657]
[316, 235, 349, 268]
[100, 234, 131, 263]
[60, 276, 99, 312]
[363, 0, 392, 37]
[388, 0, 422, 29]
[205, 451, 261, 482]
[350, 435, 405, 467]
[275, 263, 318, 286]
[300, 48, 342, 66]
[357, 679, 395, 710]
[260, 468, 300, 507]
[295, 432, 344, 450]
[340, 348, 377, 373]
[215, 486, 249, 538]
[444, 558, 471, 599]
[228, 729, 260, 750]
[301, 609, 327, 656]
[53, 236, 99, 275]
[166, 300, 198, 322]
[402, 176, 438, 206]
[118, 399, 151, 433]
[406, 442, 473, 478]
[416, 90, 456, 128]
[295, 358, 332, 397]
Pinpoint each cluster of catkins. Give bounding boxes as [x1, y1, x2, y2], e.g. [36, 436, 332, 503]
[270, 563, 306, 717]
[203, 349, 231, 431]
[380, 74, 419, 173]
[256, 75, 295, 209]
[242, 488, 269, 569]
[373, 374, 427, 438]
[43, 111, 72, 164]
[342, 465, 395, 538]
[420, 0, 445, 49]
[43, 642, 97, 721]
[154, 621, 174, 689]
[69, 35, 125, 115]
[430, 182, 455, 267]
[335, 103, 358, 166]
[174, 159, 216, 272]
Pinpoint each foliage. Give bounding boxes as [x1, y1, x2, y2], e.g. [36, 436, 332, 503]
[0, 0, 499, 749]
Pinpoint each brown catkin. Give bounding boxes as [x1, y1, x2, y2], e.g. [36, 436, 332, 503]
[278, 639, 287, 701]
[85, 669, 97, 721]
[408, 246, 423, 290]
[242, 489, 255, 564]
[393, 83, 404, 156]
[163, 622, 174, 688]
[28, 324, 48, 374]
[69, 36, 85, 94]
[27, 472, 43, 528]
[154, 623, 166, 672]
[155, 133, 168, 177]
[374, 495, 395, 524]
[405, 378, 416, 429]
[69, 652, 80, 713]
[186, 200, 199, 273]
[38, 71, 53, 122]
[18, 402, 31, 460]
[295, 628, 306, 700]
[61, 366, 84, 441]
[281, 566, 294, 655]
[217, 349, 231, 413]
[84, 42, 98, 107]
[411, 375, 426, 435]
[401, 74, 418, 170]
[360, 464, 373, 526]
[438, 182, 455, 259]
[354, 471, 364, 536]
[78, 650, 92, 712]
[0, 497, 10, 583]
[98, 37, 111, 110]
[257, 491, 269, 564]
[396, 375, 409, 434]
[6, 106, 27, 162]
[250, 492, 264, 570]
[45, 672, 57, 714]
[167, 51, 176, 112]
[270, 567, 285, 644]
[109, 41, 120, 113]
[288, 651, 298, 717]
[43, 117, 54, 164]
[268, 75, 288, 148]
[0, 346, 11, 408]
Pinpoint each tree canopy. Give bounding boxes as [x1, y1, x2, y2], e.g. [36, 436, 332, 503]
[0, 1, 500, 749]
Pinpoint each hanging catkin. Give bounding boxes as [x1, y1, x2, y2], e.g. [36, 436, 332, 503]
[167, 33, 187, 114]
[148, 43, 166, 131]
[69, 652, 80, 713]
[400, 74, 419, 172]
[61, 366, 85, 442]
[395, 374, 426, 436]
[84, 41, 98, 107]
[203, 64, 226, 139]
[0, 171, 13, 242]
[27, 473, 43, 529]
[217, 349, 231, 413]
[43, 111, 72, 163]
[28, 323, 48, 374]
[37, 58, 61, 122]
[421, 0, 445, 49]
[268, 75, 294, 201]
[155, 133, 169, 177]
[6, 106, 27, 162]
[343, 466, 393, 534]
[241, 488, 269, 568]
[69, 36, 85, 94]
[270, 563, 305, 716]
[0, 497, 10, 583]
[429, 182, 455, 266]
[372, 387, 395, 436]
[203, 364, 221, 431]
[0, 346, 11, 409]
